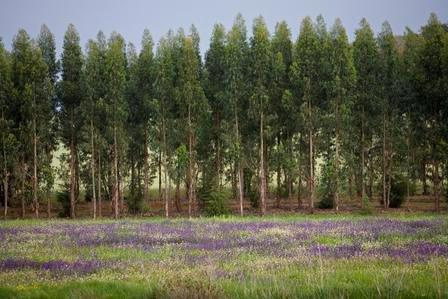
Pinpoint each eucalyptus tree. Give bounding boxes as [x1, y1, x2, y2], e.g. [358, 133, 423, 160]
[136, 30, 155, 205]
[104, 32, 128, 218]
[270, 20, 293, 207]
[291, 17, 320, 212]
[352, 19, 380, 205]
[0, 40, 15, 219]
[11, 30, 52, 218]
[204, 23, 227, 187]
[154, 32, 177, 216]
[327, 19, 355, 211]
[250, 16, 271, 215]
[177, 33, 207, 218]
[416, 14, 447, 212]
[83, 38, 103, 218]
[37, 24, 58, 217]
[59, 24, 83, 218]
[225, 13, 249, 215]
[377, 21, 401, 209]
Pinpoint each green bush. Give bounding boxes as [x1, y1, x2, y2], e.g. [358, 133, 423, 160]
[127, 187, 144, 214]
[56, 190, 70, 217]
[318, 160, 334, 209]
[389, 176, 407, 208]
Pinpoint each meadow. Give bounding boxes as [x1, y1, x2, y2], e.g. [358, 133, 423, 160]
[0, 214, 448, 298]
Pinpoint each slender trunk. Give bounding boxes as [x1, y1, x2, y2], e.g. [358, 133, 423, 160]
[158, 147, 162, 201]
[32, 114, 38, 218]
[361, 105, 366, 207]
[234, 103, 244, 216]
[382, 106, 387, 209]
[334, 98, 340, 213]
[3, 176, 8, 220]
[21, 162, 25, 218]
[70, 110, 75, 218]
[260, 111, 266, 216]
[2, 111, 8, 219]
[276, 137, 281, 209]
[113, 124, 119, 219]
[175, 179, 181, 213]
[163, 117, 169, 218]
[98, 145, 102, 217]
[188, 104, 193, 218]
[434, 160, 440, 213]
[308, 90, 314, 213]
[143, 130, 149, 205]
[91, 118, 96, 219]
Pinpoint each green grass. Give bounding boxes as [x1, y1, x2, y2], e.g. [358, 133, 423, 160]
[1, 213, 447, 298]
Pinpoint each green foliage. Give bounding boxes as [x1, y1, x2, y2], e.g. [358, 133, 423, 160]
[56, 190, 70, 217]
[389, 176, 408, 208]
[318, 159, 335, 209]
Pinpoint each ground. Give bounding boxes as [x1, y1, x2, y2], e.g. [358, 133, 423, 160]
[0, 213, 447, 298]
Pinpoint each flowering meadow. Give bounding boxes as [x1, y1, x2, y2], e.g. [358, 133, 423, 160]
[1, 215, 448, 298]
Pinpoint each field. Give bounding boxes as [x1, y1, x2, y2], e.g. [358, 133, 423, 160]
[1, 214, 448, 298]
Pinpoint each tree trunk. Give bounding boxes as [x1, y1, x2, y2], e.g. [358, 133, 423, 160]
[308, 90, 314, 213]
[98, 146, 102, 217]
[91, 118, 96, 219]
[32, 115, 38, 218]
[158, 147, 162, 201]
[21, 162, 26, 218]
[334, 98, 340, 213]
[188, 104, 193, 218]
[434, 160, 440, 213]
[163, 118, 169, 218]
[234, 104, 244, 216]
[175, 179, 181, 213]
[382, 107, 387, 209]
[70, 111, 76, 218]
[259, 111, 266, 216]
[361, 105, 366, 207]
[3, 176, 8, 220]
[276, 137, 281, 209]
[143, 130, 149, 206]
[113, 125, 119, 219]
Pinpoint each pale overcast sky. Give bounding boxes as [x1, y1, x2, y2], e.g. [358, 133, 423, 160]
[0, 0, 447, 56]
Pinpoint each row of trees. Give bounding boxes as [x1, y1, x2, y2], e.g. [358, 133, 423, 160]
[0, 13, 447, 218]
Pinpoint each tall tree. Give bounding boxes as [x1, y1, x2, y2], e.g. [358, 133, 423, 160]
[353, 19, 380, 206]
[250, 16, 271, 215]
[291, 17, 320, 213]
[105, 32, 128, 218]
[59, 24, 83, 218]
[328, 19, 355, 211]
[226, 14, 249, 215]
[37, 24, 58, 218]
[177, 33, 206, 218]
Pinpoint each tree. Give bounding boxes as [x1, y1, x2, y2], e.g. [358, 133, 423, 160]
[416, 14, 447, 212]
[291, 17, 320, 213]
[0, 39, 16, 219]
[250, 16, 271, 215]
[327, 19, 355, 211]
[11, 30, 52, 218]
[225, 14, 249, 215]
[105, 32, 128, 218]
[59, 24, 83, 218]
[176, 33, 207, 218]
[353, 19, 380, 206]
[37, 24, 58, 218]
[377, 21, 401, 209]
[270, 20, 293, 208]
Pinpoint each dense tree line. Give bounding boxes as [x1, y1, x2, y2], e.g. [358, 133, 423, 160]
[0, 13, 447, 218]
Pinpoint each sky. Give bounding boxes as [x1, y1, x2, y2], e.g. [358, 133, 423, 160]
[1, 0, 447, 56]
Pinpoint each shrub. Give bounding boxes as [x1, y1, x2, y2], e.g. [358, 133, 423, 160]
[127, 187, 144, 214]
[56, 190, 70, 217]
[389, 176, 407, 208]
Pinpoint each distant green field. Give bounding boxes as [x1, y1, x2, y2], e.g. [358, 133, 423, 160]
[1, 214, 447, 298]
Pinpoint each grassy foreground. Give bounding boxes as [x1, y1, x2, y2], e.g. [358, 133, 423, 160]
[1, 213, 448, 298]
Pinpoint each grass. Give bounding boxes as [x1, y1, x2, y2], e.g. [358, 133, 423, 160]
[1, 213, 447, 298]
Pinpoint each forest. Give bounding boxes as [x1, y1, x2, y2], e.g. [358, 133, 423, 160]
[0, 13, 447, 219]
